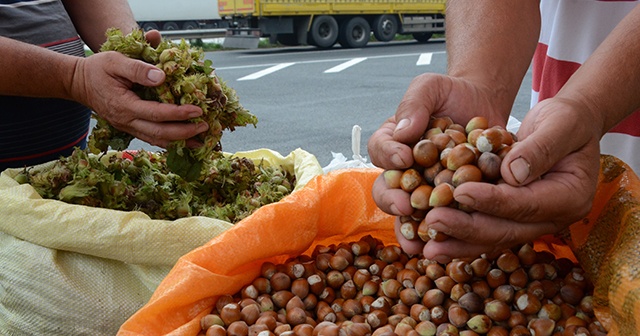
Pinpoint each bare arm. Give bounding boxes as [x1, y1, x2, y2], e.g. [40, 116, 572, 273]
[555, 4, 640, 136]
[446, 0, 541, 120]
[61, 0, 139, 51]
[0, 36, 77, 99]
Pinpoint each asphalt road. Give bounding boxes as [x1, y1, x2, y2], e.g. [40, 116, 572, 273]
[123, 39, 533, 168]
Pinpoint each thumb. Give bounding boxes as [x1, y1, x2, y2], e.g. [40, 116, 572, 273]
[500, 118, 587, 186]
[139, 63, 165, 87]
[112, 53, 165, 87]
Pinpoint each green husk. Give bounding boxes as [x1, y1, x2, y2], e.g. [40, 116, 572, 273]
[17, 148, 295, 223]
[88, 28, 258, 180]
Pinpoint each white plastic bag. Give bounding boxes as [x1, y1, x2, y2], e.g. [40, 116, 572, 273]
[323, 125, 376, 173]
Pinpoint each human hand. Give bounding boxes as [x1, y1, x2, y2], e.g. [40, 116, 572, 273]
[70, 50, 208, 148]
[368, 73, 508, 216]
[396, 98, 602, 262]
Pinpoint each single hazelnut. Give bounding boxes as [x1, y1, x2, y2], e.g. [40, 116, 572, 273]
[413, 139, 439, 168]
[465, 116, 489, 134]
[400, 168, 425, 193]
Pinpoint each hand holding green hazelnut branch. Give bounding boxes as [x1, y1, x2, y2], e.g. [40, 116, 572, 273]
[89, 28, 258, 181]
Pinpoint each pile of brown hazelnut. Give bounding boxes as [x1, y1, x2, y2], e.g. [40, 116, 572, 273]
[199, 235, 606, 336]
[382, 116, 516, 243]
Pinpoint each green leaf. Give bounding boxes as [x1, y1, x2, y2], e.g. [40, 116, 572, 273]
[166, 147, 203, 182]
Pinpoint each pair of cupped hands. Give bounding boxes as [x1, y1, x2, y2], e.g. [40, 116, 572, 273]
[368, 73, 601, 263]
[71, 30, 208, 149]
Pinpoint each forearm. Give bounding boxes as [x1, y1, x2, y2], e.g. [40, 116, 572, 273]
[555, 5, 640, 137]
[446, 0, 541, 119]
[0, 36, 77, 100]
[62, 0, 138, 52]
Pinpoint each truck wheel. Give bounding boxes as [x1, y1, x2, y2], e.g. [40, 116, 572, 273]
[140, 22, 159, 31]
[338, 17, 371, 48]
[182, 21, 199, 30]
[276, 34, 301, 46]
[372, 15, 398, 42]
[413, 32, 433, 43]
[162, 22, 180, 31]
[309, 15, 339, 48]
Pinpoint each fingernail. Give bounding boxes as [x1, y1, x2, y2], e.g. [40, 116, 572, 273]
[147, 69, 164, 83]
[197, 122, 209, 132]
[390, 153, 405, 167]
[454, 193, 475, 207]
[188, 110, 202, 118]
[395, 118, 410, 133]
[433, 254, 451, 264]
[509, 157, 531, 184]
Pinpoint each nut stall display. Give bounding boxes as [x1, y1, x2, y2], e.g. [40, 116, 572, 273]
[117, 163, 640, 336]
[198, 236, 605, 336]
[0, 28, 324, 335]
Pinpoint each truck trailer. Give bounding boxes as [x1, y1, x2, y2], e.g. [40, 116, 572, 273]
[128, 0, 227, 31]
[218, 0, 446, 48]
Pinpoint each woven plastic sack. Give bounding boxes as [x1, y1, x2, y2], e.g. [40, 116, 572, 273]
[0, 148, 323, 336]
[118, 155, 639, 336]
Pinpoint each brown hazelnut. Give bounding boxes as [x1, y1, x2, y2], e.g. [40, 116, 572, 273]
[448, 304, 470, 328]
[410, 184, 434, 210]
[458, 292, 484, 314]
[433, 168, 455, 186]
[484, 299, 511, 322]
[205, 324, 226, 336]
[476, 128, 503, 153]
[413, 139, 439, 168]
[445, 128, 468, 145]
[452, 164, 483, 187]
[477, 151, 502, 181]
[430, 116, 454, 131]
[226, 320, 249, 336]
[447, 260, 473, 284]
[447, 144, 477, 170]
[422, 288, 446, 308]
[467, 128, 484, 147]
[220, 303, 242, 326]
[399, 168, 425, 193]
[465, 116, 489, 134]
[270, 272, 292, 292]
[431, 132, 456, 151]
[382, 169, 403, 189]
[528, 318, 555, 336]
[515, 292, 542, 315]
[466, 314, 492, 334]
[496, 252, 521, 273]
[429, 182, 455, 208]
[415, 321, 437, 336]
[201, 314, 224, 331]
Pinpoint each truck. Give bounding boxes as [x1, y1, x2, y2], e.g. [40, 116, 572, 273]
[218, 0, 446, 48]
[127, 0, 227, 31]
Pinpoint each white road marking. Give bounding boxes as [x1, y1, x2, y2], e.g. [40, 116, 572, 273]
[417, 53, 433, 66]
[323, 57, 367, 73]
[215, 51, 446, 71]
[237, 62, 295, 81]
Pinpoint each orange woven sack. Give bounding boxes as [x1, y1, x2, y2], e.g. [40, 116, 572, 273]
[117, 155, 640, 336]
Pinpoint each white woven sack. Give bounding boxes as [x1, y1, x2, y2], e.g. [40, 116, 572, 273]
[0, 148, 323, 336]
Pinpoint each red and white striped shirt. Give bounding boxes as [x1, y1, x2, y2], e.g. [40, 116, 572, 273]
[533, 0, 640, 174]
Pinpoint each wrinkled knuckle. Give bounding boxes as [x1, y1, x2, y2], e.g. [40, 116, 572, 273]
[149, 126, 164, 140]
[149, 110, 162, 123]
[531, 137, 555, 165]
[494, 227, 521, 253]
